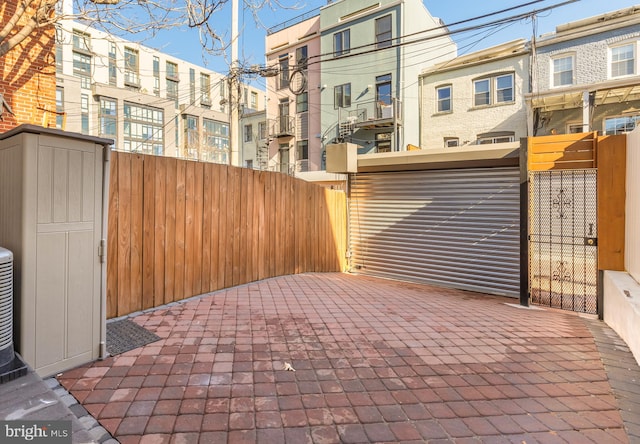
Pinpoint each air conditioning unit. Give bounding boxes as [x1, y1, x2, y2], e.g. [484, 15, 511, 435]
[0, 247, 13, 369]
[0, 247, 27, 383]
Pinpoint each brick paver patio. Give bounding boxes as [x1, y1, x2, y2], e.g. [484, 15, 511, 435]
[58, 273, 633, 443]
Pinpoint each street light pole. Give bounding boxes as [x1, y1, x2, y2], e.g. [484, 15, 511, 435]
[230, 0, 240, 166]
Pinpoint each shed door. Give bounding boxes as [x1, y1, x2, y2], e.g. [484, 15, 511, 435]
[349, 167, 520, 297]
[33, 135, 104, 376]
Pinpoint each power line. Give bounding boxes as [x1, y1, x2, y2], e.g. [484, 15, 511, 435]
[258, 0, 577, 76]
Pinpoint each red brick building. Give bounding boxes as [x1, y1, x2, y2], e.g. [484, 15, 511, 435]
[0, 0, 56, 133]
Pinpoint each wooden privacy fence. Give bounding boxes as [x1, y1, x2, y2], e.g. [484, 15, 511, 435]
[107, 151, 347, 318]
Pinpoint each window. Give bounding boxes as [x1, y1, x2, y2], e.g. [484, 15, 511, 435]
[296, 92, 308, 113]
[108, 43, 117, 86]
[297, 140, 308, 160]
[201, 73, 211, 105]
[279, 99, 290, 133]
[473, 73, 514, 106]
[376, 132, 392, 153]
[124, 47, 140, 87]
[567, 122, 584, 134]
[552, 55, 574, 87]
[605, 115, 640, 135]
[611, 43, 635, 78]
[376, 74, 392, 118]
[55, 87, 65, 129]
[299, 112, 309, 139]
[153, 56, 160, 96]
[81, 94, 89, 134]
[219, 80, 226, 112]
[244, 124, 253, 142]
[189, 69, 196, 104]
[72, 30, 90, 52]
[296, 46, 308, 69]
[334, 29, 350, 57]
[56, 43, 63, 74]
[444, 137, 459, 148]
[203, 119, 229, 164]
[279, 54, 289, 90]
[73, 52, 91, 89]
[243, 87, 249, 108]
[258, 121, 267, 140]
[166, 61, 179, 107]
[436, 85, 451, 112]
[279, 144, 290, 174]
[99, 98, 117, 137]
[496, 74, 513, 102]
[123, 102, 164, 155]
[250, 91, 258, 109]
[376, 15, 392, 49]
[473, 79, 490, 106]
[166, 61, 179, 80]
[297, 140, 309, 172]
[478, 133, 515, 144]
[184, 115, 199, 158]
[246, 160, 253, 169]
[334, 83, 351, 108]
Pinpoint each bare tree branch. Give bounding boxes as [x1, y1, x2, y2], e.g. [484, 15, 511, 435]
[0, 0, 58, 58]
[1, 0, 302, 62]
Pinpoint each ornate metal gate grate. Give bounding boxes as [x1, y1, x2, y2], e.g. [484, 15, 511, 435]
[529, 170, 598, 314]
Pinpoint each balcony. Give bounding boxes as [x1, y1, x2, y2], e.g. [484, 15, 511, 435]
[269, 116, 295, 139]
[344, 98, 402, 130]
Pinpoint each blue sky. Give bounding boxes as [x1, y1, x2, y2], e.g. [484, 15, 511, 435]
[146, 0, 639, 87]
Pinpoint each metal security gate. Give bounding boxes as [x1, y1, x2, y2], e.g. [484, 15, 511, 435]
[529, 169, 598, 314]
[349, 167, 521, 297]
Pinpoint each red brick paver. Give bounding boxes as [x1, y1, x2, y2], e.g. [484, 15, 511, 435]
[58, 273, 630, 443]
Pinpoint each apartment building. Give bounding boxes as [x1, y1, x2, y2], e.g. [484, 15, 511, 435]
[319, 0, 456, 155]
[265, 13, 322, 174]
[527, 6, 640, 136]
[419, 39, 529, 149]
[55, 17, 265, 165]
[240, 109, 268, 169]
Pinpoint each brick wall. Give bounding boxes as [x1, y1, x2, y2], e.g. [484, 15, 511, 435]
[0, 0, 56, 133]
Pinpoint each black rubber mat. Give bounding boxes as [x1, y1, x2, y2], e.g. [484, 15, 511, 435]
[106, 319, 161, 356]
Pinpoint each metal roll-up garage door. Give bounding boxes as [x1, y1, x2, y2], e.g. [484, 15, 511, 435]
[348, 167, 520, 297]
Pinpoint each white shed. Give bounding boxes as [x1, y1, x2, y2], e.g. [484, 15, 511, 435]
[0, 125, 112, 377]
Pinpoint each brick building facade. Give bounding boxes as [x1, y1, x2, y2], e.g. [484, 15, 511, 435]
[0, 0, 56, 133]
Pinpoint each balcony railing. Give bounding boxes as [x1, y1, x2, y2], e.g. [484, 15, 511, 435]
[268, 116, 295, 138]
[343, 98, 402, 129]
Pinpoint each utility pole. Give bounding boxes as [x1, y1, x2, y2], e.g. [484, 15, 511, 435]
[230, 0, 240, 166]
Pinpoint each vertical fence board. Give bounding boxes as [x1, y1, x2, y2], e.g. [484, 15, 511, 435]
[210, 164, 222, 291]
[153, 157, 166, 307]
[184, 161, 196, 299]
[107, 152, 347, 317]
[174, 161, 186, 301]
[266, 172, 275, 278]
[107, 153, 119, 318]
[252, 171, 261, 282]
[287, 176, 295, 275]
[218, 165, 229, 289]
[117, 154, 132, 316]
[201, 163, 212, 293]
[244, 169, 254, 284]
[130, 155, 144, 312]
[193, 162, 204, 295]
[164, 159, 177, 303]
[597, 135, 626, 271]
[256, 171, 269, 279]
[239, 169, 249, 284]
[142, 155, 155, 310]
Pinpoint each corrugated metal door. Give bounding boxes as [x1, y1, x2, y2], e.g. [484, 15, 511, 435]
[349, 167, 520, 297]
